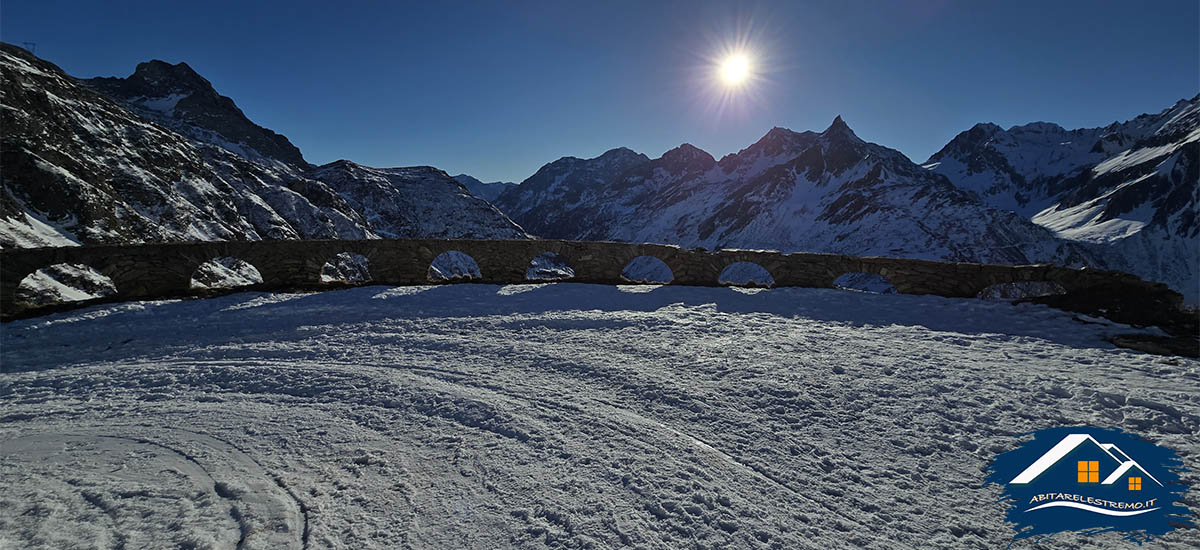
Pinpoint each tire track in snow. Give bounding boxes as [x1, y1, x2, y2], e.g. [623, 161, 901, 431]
[0, 428, 306, 550]
[168, 427, 312, 550]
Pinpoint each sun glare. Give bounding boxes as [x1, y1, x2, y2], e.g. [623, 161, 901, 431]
[694, 20, 774, 119]
[719, 53, 752, 86]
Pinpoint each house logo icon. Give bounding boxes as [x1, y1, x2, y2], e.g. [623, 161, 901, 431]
[986, 426, 1192, 542]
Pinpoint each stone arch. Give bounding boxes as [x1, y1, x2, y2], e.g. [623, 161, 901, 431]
[15, 263, 117, 306]
[976, 281, 1067, 301]
[621, 256, 674, 284]
[718, 262, 775, 288]
[429, 250, 482, 282]
[526, 252, 575, 281]
[190, 257, 265, 290]
[321, 252, 373, 284]
[833, 272, 898, 294]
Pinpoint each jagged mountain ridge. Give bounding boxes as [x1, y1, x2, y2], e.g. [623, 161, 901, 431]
[925, 96, 1199, 303]
[925, 96, 1198, 235]
[0, 43, 529, 252]
[495, 117, 1092, 268]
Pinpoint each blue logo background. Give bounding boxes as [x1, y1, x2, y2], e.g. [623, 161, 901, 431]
[986, 426, 1192, 543]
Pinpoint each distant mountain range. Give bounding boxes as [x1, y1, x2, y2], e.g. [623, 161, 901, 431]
[481, 104, 1196, 303]
[2, 42, 1194, 303]
[492, 117, 1092, 267]
[451, 174, 517, 203]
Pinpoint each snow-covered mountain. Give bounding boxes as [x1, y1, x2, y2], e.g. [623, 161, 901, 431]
[925, 97, 1199, 303]
[0, 43, 529, 250]
[494, 147, 651, 239]
[309, 162, 528, 239]
[84, 58, 309, 170]
[452, 173, 517, 203]
[495, 117, 1092, 267]
[4, 41, 1190, 303]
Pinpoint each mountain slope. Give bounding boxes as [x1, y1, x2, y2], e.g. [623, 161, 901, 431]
[494, 147, 651, 238]
[313, 162, 528, 239]
[452, 174, 517, 203]
[0, 43, 529, 251]
[496, 118, 1092, 267]
[84, 59, 309, 169]
[926, 97, 1199, 303]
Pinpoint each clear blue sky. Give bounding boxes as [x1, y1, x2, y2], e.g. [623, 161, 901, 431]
[3, 1, 1197, 182]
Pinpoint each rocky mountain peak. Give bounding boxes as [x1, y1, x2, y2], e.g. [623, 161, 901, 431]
[657, 143, 716, 174]
[926, 123, 997, 162]
[970, 122, 1004, 135]
[317, 159, 362, 172]
[736, 127, 812, 162]
[84, 59, 308, 169]
[821, 115, 864, 144]
[661, 143, 714, 164]
[127, 59, 214, 95]
[597, 147, 650, 165]
[1009, 121, 1067, 135]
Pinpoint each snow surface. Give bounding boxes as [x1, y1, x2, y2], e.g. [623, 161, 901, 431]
[0, 201, 81, 250]
[526, 252, 575, 281]
[191, 257, 264, 289]
[428, 250, 482, 281]
[129, 93, 189, 116]
[15, 264, 117, 305]
[832, 273, 898, 294]
[1, 284, 1197, 549]
[717, 262, 775, 287]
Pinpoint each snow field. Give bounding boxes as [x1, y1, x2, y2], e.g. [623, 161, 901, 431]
[1, 284, 1197, 549]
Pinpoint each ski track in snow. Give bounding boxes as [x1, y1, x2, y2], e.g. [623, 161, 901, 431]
[1, 284, 1198, 549]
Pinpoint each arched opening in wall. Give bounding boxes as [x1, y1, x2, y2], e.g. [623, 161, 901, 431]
[526, 252, 575, 281]
[833, 272, 897, 294]
[190, 257, 264, 290]
[977, 281, 1067, 301]
[621, 256, 674, 284]
[321, 252, 372, 284]
[428, 250, 481, 282]
[15, 263, 117, 306]
[718, 262, 775, 288]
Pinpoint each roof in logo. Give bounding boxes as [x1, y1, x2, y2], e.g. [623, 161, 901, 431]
[1101, 443, 1131, 462]
[1009, 433, 1162, 486]
[1103, 459, 1162, 486]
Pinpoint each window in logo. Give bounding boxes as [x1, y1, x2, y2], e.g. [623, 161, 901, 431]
[1129, 477, 1142, 491]
[1076, 460, 1098, 483]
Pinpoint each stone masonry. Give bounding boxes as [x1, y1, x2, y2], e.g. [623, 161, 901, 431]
[0, 239, 1183, 321]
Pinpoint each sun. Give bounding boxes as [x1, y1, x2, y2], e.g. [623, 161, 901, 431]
[719, 53, 752, 86]
[695, 30, 770, 117]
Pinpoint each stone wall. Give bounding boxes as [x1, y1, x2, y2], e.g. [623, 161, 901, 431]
[0, 239, 1182, 319]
